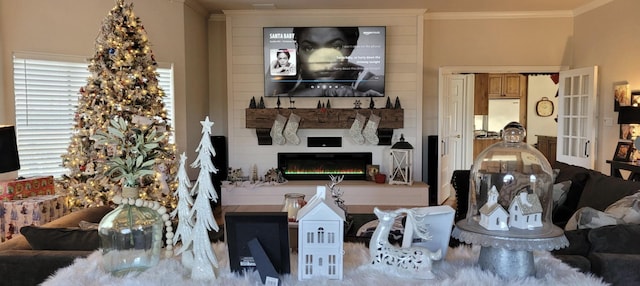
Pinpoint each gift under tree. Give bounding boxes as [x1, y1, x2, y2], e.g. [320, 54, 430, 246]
[58, 0, 178, 209]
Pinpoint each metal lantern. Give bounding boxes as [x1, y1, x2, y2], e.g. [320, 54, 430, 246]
[388, 134, 413, 185]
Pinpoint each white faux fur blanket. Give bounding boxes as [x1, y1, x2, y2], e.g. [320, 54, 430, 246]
[43, 243, 606, 286]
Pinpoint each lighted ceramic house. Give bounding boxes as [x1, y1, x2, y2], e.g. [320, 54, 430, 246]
[297, 186, 345, 281]
[479, 186, 509, 231]
[508, 191, 543, 229]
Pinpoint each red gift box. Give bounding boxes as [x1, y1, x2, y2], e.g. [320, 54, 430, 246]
[0, 176, 55, 201]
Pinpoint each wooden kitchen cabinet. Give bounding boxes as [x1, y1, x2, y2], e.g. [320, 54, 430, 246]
[474, 73, 489, 115]
[488, 73, 527, 98]
[536, 135, 557, 166]
[473, 138, 502, 159]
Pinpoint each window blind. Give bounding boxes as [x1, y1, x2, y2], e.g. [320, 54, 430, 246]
[13, 54, 174, 178]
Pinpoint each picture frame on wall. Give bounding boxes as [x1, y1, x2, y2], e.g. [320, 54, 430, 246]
[632, 90, 640, 107]
[613, 141, 633, 161]
[366, 164, 380, 181]
[620, 124, 632, 140]
[614, 81, 630, 111]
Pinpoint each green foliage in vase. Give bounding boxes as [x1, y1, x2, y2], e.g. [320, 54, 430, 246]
[93, 117, 167, 187]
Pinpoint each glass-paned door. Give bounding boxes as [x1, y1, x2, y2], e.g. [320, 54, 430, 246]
[556, 66, 598, 168]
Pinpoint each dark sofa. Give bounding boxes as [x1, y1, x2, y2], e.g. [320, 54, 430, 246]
[0, 206, 113, 286]
[550, 161, 640, 285]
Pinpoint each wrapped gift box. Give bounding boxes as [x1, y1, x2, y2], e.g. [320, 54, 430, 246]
[0, 176, 55, 201]
[0, 204, 5, 242]
[2, 194, 68, 241]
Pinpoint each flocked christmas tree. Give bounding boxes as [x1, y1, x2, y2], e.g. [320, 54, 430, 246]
[171, 152, 194, 267]
[58, 0, 177, 209]
[184, 116, 220, 280]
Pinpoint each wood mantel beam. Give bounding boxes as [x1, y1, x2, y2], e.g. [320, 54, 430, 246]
[245, 108, 404, 129]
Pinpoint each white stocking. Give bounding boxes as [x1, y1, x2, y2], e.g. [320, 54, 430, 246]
[349, 113, 366, 145]
[284, 113, 301, 145]
[270, 114, 287, 145]
[363, 114, 380, 145]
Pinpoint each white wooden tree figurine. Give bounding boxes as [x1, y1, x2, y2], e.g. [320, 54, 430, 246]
[171, 152, 194, 266]
[296, 186, 345, 281]
[188, 116, 220, 280]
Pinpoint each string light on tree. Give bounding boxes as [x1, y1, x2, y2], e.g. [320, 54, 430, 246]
[58, 0, 178, 210]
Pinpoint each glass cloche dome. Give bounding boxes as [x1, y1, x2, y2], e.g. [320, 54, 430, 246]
[454, 122, 567, 251]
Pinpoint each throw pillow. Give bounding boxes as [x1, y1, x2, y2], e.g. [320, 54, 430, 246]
[20, 226, 99, 251]
[604, 192, 640, 222]
[552, 180, 572, 210]
[564, 192, 640, 231]
[79, 220, 99, 230]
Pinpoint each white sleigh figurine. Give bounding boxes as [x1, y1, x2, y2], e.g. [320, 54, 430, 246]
[369, 207, 442, 279]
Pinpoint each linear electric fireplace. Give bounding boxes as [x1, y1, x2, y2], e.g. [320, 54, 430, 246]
[278, 152, 372, 180]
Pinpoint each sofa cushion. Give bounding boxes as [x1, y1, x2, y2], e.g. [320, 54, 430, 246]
[589, 252, 640, 285]
[20, 226, 99, 251]
[551, 161, 591, 212]
[577, 171, 640, 211]
[552, 228, 591, 256]
[588, 224, 640, 254]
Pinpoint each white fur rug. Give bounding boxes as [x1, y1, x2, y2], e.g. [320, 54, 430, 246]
[43, 243, 606, 286]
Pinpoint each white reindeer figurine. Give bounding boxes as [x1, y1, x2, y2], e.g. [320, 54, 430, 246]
[370, 207, 442, 279]
[327, 175, 346, 211]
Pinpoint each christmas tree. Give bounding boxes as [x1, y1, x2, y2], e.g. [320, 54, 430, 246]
[59, 0, 177, 209]
[172, 152, 194, 267]
[187, 116, 219, 280]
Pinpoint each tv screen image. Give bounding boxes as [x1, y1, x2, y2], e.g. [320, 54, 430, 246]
[264, 26, 386, 97]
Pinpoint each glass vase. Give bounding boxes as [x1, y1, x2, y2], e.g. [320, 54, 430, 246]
[282, 193, 306, 222]
[98, 186, 163, 276]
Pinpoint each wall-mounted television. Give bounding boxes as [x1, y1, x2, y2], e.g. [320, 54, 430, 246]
[264, 26, 386, 97]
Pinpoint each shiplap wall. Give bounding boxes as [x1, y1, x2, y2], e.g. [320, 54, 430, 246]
[224, 9, 425, 180]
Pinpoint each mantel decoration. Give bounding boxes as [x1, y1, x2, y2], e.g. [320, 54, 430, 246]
[370, 207, 441, 279]
[59, 0, 178, 210]
[452, 122, 568, 279]
[388, 134, 413, 185]
[95, 117, 169, 276]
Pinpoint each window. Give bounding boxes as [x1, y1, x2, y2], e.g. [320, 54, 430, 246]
[13, 53, 174, 178]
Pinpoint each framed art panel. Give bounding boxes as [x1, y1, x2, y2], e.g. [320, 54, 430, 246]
[225, 212, 291, 275]
[366, 164, 379, 181]
[620, 124, 632, 140]
[614, 81, 630, 111]
[613, 141, 633, 161]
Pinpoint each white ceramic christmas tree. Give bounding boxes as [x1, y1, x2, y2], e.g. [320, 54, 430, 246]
[188, 116, 220, 280]
[171, 153, 194, 267]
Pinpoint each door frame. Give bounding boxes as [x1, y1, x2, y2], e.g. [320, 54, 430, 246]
[437, 65, 567, 203]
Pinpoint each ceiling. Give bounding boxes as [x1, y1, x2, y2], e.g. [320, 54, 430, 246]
[194, 0, 599, 14]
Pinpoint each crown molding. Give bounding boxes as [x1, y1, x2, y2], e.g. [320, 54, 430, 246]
[223, 9, 427, 16]
[182, 0, 208, 17]
[573, 0, 614, 16]
[425, 0, 614, 20]
[425, 10, 572, 20]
